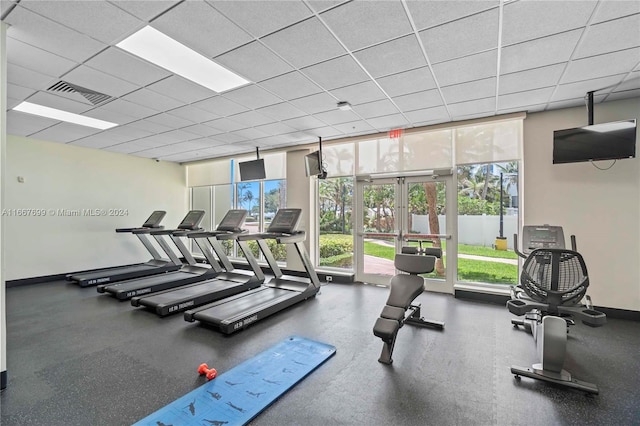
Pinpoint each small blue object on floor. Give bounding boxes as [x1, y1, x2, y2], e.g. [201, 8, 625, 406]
[133, 336, 336, 426]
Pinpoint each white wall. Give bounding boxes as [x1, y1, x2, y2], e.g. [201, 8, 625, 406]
[523, 97, 640, 311]
[5, 135, 188, 281]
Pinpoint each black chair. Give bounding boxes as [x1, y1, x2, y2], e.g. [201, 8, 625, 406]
[373, 248, 444, 365]
[507, 248, 606, 394]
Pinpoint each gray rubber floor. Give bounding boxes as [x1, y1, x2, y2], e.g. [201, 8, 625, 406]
[2, 279, 639, 425]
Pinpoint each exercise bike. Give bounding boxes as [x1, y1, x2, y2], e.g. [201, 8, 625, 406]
[372, 240, 444, 365]
[507, 225, 606, 394]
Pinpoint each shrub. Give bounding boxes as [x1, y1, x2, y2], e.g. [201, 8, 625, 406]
[319, 234, 353, 258]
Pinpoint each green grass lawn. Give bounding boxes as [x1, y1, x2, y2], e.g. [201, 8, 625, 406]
[318, 234, 517, 285]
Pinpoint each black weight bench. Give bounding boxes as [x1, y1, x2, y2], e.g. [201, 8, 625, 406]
[373, 248, 444, 365]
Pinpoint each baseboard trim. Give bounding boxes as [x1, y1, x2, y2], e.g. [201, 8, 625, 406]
[1, 370, 7, 390]
[6, 274, 69, 288]
[455, 289, 510, 305]
[595, 306, 640, 322]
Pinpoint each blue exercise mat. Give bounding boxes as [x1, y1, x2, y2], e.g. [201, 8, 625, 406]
[133, 336, 336, 426]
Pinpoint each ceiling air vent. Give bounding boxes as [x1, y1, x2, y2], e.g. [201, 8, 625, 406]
[47, 81, 113, 105]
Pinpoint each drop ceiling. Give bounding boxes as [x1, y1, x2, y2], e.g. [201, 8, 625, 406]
[2, 0, 639, 163]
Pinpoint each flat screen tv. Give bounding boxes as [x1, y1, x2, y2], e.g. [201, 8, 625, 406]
[239, 158, 266, 181]
[553, 119, 636, 164]
[304, 151, 322, 177]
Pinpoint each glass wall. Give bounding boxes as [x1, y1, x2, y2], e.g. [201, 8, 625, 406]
[318, 177, 354, 270]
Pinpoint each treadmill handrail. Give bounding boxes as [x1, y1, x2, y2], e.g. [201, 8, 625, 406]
[150, 228, 203, 236]
[237, 230, 304, 242]
[186, 230, 248, 239]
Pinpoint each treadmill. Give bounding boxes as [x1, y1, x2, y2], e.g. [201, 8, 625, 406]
[130, 209, 265, 316]
[68, 210, 183, 287]
[97, 210, 216, 300]
[184, 208, 321, 334]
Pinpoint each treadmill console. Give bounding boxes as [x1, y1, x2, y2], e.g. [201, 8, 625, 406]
[177, 210, 206, 230]
[266, 208, 302, 234]
[142, 210, 167, 228]
[521, 225, 565, 255]
[216, 209, 248, 232]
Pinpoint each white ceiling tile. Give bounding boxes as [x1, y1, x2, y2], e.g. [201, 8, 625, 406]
[289, 92, 338, 114]
[366, 114, 410, 131]
[260, 72, 323, 101]
[7, 98, 21, 109]
[226, 110, 274, 128]
[432, 50, 497, 86]
[501, 29, 582, 74]
[377, 66, 437, 97]
[574, 14, 640, 59]
[104, 142, 147, 154]
[109, 1, 180, 22]
[314, 109, 361, 125]
[551, 74, 627, 102]
[4, 6, 106, 62]
[562, 48, 640, 83]
[330, 81, 386, 106]
[30, 122, 102, 143]
[355, 35, 427, 78]
[85, 47, 171, 86]
[102, 124, 153, 142]
[70, 133, 121, 149]
[7, 63, 56, 91]
[5, 110, 58, 137]
[592, 1, 640, 24]
[121, 88, 184, 112]
[146, 76, 214, 103]
[205, 117, 250, 133]
[331, 120, 376, 135]
[498, 87, 555, 111]
[20, 0, 142, 44]
[499, 63, 566, 95]
[406, 1, 499, 31]
[307, 1, 346, 13]
[208, 0, 313, 38]
[261, 17, 346, 68]
[612, 71, 640, 92]
[547, 94, 606, 110]
[502, 1, 596, 46]
[7, 83, 35, 101]
[151, 1, 252, 58]
[442, 77, 496, 104]
[26, 91, 93, 114]
[420, 8, 499, 64]
[166, 106, 217, 124]
[128, 131, 188, 149]
[392, 89, 443, 112]
[126, 119, 173, 134]
[213, 133, 247, 144]
[214, 41, 293, 83]
[321, 1, 413, 51]
[497, 103, 547, 115]
[606, 88, 640, 101]
[282, 115, 329, 131]
[256, 102, 307, 121]
[180, 124, 224, 138]
[83, 107, 136, 126]
[232, 127, 269, 140]
[6, 37, 77, 78]
[146, 113, 195, 129]
[352, 99, 400, 119]
[193, 96, 249, 117]
[99, 99, 157, 120]
[404, 106, 450, 124]
[223, 84, 284, 109]
[448, 97, 495, 117]
[62, 65, 138, 98]
[302, 55, 369, 90]
[253, 122, 297, 136]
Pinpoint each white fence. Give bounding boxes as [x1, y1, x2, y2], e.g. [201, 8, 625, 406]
[412, 214, 518, 249]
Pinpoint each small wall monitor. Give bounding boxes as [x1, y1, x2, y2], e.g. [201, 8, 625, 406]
[217, 209, 248, 232]
[239, 158, 266, 181]
[553, 119, 636, 164]
[266, 208, 302, 234]
[305, 151, 323, 177]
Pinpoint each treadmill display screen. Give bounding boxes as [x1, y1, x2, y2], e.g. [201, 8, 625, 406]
[267, 208, 302, 234]
[217, 209, 248, 232]
[143, 210, 166, 227]
[178, 210, 205, 229]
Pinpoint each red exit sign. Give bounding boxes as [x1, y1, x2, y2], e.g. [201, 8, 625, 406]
[388, 128, 403, 139]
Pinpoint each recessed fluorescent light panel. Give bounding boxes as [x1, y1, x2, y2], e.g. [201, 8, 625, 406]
[117, 26, 249, 93]
[13, 102, 118, 130]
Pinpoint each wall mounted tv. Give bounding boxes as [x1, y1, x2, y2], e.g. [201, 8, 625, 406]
[304, 151, 323, 177]
[239, 158, 266, 181]
[553, 119, 637, 164]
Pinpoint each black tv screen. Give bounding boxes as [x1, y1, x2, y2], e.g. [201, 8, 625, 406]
[553, 119, 636, 164]
[239, 158, 266, 181]
[305, 151, 322, 177]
